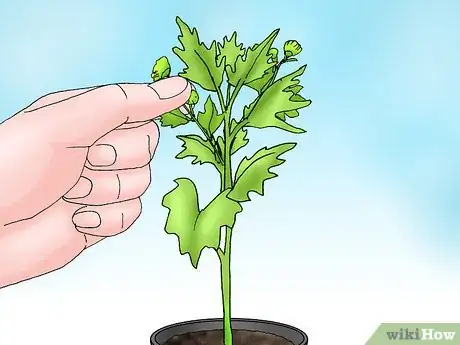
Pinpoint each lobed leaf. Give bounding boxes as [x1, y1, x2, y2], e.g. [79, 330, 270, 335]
[162, 178, 243, 267]
[217, 32, 245, 74]
[215, 120, 249, 156]
[172, 17, 225, 91]
[176, 134, 222, 172]
[228, 143, 296, 202]
[244, 65, 311, 133]
[245, 46, 279, 93]
[228, 29, 279, 87]
[197, 96, 224, 135]
[229, 119, 249, 154]
[159, 108, 190, 128]
[246, 67, 275, 94]
[217, 136, 225, 157]
[276, 109, 299, 121]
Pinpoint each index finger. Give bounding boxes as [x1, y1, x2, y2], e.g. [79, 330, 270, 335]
[25, 77, 190, 146]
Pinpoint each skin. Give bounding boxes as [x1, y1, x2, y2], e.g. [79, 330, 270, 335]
[0, 76, 191, 289]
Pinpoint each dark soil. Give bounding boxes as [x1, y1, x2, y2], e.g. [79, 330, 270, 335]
[163, 330, 294, 345]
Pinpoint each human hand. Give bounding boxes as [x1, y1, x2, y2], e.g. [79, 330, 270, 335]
[0, 77, 191, 288]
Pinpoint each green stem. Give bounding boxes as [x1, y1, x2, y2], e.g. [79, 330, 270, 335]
[216, 60, 288, 345]
[226, 83, 232, 108]
[223, 111, 233, 189]
[186, 105, 224, 165]
[219, 228, 233, 345]
[216, 88, 227, 113]
[219, 85, 235, 345]
[227, 80, 244, 114]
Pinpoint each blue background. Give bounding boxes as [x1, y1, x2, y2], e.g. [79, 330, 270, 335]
[0, 1, 459, 344]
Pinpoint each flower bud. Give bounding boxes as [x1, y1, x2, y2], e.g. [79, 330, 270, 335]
[269, 48, 278, 63]
[187, 90, 199, 105]
[283, 40, 302, 58]
[151, 56, 171, 81]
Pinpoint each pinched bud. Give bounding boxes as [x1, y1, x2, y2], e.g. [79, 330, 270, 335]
[151, 56, 171, 81]
[283, 40, 302, 58]
[187, 89, 199, 105]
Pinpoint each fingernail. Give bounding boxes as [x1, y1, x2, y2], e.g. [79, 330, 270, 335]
[72, 210, 101, 228]
[64, 177, 92, 199]
[87, 144, 116, 166]
[148, 76, 189, 99]
[179, 105, 189, 114]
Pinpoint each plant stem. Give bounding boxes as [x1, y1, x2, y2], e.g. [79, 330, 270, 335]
[223, 112, 233, 188]
[226, 83, 232, 108]
[219, 85, 235, 345]
[216, 59, 288, 345]
[219, 228, 233, 345]
[216, 88, 227, 114]
[227, 80, 244, 114]
[185, 105, 224, 165]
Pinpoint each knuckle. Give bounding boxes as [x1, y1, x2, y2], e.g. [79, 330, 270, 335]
[145, 120, 160, 137]
[102, 84, 129, 104]
[123, 198, 142, 222]
[139, 166, 152, 193]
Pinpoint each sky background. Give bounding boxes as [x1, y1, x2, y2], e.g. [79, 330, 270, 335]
[0, 0, 459, 344]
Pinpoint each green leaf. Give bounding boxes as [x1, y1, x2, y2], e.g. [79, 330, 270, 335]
[288, 84, 303, 94]
[160, 108, 190, 128]
[215, 121, 248, 156]
[176, 134, 222, 171]
[244, 65, 311, 133]
[197, 96, 224, 135]
[217, 32, 245, 74]
[228, 143, 297, 202]
[246, 67, 275, 94]
[172, 17, 225, 91]
[217, 136, 225, 156]
[276, 109, 299, 121]
[162, 178, 243, 267]
[230, 119, 249, 154]
[228, 29, 279, 87]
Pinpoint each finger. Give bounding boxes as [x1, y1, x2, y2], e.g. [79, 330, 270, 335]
[84, 120, 159, 170]
[72, 198, 142, 237]
[117, 120, 151, 129]
[22, 77, 190, 147]
[24, 86, 96, 111]
[63, 165, 151, 205]
[0, 199, 88, 288]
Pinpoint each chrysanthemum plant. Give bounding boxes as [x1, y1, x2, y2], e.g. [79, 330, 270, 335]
[151, 16, 311, 345]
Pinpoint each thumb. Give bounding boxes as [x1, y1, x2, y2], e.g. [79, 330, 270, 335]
[23, 76, 190, 146]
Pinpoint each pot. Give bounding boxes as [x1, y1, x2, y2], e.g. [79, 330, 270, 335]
[150, 318, 308, 345]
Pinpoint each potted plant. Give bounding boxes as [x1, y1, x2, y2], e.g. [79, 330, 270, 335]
[150, 16, 311, 345]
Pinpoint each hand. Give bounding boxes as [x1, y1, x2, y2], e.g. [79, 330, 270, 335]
[0, 77, 191, 288]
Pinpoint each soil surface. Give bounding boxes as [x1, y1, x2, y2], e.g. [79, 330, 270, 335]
[163, 330, 294, 345]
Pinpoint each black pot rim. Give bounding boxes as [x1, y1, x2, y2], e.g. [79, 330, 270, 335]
[150, 318, 308, 345]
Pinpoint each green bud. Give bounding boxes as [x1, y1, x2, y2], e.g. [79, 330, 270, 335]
[283, 40, 302, 58]
[268, 47, 278, 63]
[187, 90, 199, 105]
[151, 56, 171, 81]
